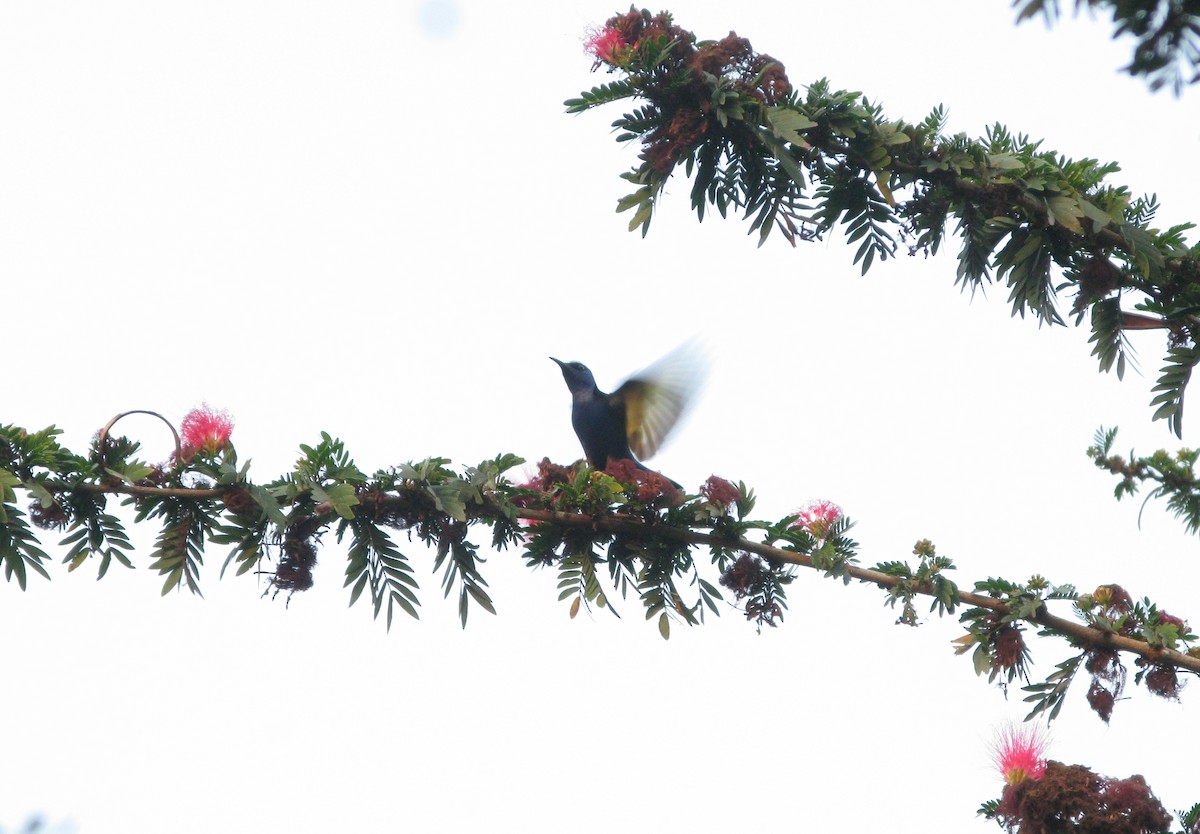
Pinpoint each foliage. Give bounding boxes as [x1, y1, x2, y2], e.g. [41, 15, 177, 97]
[2, 416, 1198, 738]
[1014, 0, 1200, 94]
[1089, 425, 1200, 531]
[566, 9, 1200, 435]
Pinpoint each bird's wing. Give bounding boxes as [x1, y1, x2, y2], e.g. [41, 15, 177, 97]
[612, 340, 707, 461]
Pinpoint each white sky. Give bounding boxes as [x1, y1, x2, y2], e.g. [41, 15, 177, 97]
[3, 1, 1199, 831]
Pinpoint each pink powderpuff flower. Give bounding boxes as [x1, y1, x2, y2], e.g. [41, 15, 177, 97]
[792, 499, 843, 538]
[700, 475, 740, 507]
[992, 723, 1048, 785]
[584, 25, 627, 66]
[179, 404, 234, 460]
[514, 472, 545, 496]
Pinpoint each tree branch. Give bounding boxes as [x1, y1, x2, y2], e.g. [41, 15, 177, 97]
[4, 414, 1196, 721]
[28, 477, 1200, 676]
[514, 505, 1200, 675]
[569, 9, 1200, 433]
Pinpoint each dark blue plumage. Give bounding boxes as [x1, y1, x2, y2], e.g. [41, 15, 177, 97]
[551, 343, 704, 481]
[551, 359, 636, 470]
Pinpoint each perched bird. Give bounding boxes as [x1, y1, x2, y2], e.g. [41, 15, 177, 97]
[551, 342, 705, 482]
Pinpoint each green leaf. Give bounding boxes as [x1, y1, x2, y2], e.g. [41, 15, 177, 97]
[313, 482, 359, 519]
[1150, 344, 1200, 436]
[658, 612, 670, 640]
[616, 187, 653, 213]
[6, 552, 28, 590]
[348, 571, 369, 607]
[563, 79, 637, 114]
[249, 484, 288, 527]
[1078, 197, 1112, 230]
[765, 106, 815, 146]
[986, 153, 1024, 171]
[627, 201, 653, 235]
[25, 481, 55, 508]
[0, 469, 20, 504]
[753, 126, 807, 189]
[972, 644, 992, 676]
[104, 463, 155, 484]
[466, 583, 496, 615]
[1088, 298, 1131, 379]
[389, 591, 419, 622]
[1046, 194, 1083, 234]
[427, 482, 468, 522]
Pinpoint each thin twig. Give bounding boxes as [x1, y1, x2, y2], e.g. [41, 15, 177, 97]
[64, 482, 226, 499]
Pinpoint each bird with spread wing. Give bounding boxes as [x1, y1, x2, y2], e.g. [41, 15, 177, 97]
[551, 342, 706, 486]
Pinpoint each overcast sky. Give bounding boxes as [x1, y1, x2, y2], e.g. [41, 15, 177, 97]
[3, 2, 1199, 832]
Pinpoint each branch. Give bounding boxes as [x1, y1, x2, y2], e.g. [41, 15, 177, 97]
[79, 483, 226, 499]
[38, 477, 1200, 674]
[515, 505, 1200, 675]
[567, 9, 1200, 434]
[2, 417, 1197, 724]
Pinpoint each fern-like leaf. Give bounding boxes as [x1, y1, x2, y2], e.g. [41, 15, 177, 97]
[564, 79, 637, 114]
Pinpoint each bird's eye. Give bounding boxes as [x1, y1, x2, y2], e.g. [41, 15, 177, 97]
[571, 363, 584, 370]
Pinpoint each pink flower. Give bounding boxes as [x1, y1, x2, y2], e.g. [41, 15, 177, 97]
[700, 475, 740, 507]
[792, 499, 842, 537]
[584, 25, 627, 66]
[992, 723, 1048, 785]
[179, 404, 234, 460]
[515, 473, 545, 495]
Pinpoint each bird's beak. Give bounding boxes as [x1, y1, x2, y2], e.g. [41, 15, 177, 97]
[550, 357, 565, 368]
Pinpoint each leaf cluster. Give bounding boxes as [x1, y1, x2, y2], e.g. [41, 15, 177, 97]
[1089, 426, 1200, 530]
[4, 416, 1199, 728]
[568, 9, 1200, 434]
[875, 538, 958, 625]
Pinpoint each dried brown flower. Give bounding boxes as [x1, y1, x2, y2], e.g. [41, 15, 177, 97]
[992, 625, 1027, 673]
[996, 761, 1171, 834]
[1144, 664, 1181, 700]
[29, 500, 71, 531]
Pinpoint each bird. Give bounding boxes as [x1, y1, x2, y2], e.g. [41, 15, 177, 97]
[551, 342, 705, 484]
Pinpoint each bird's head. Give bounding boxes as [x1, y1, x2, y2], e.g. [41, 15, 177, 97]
[551, 357, 598, 397]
